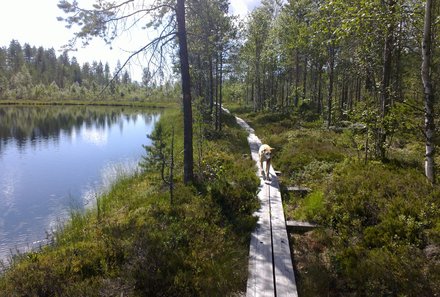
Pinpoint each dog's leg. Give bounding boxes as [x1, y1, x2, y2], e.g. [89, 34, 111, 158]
[260, 159, 266, 179]
[266, 159, 271, 181]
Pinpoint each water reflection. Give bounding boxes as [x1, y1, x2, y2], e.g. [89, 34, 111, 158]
[82, 127, 108, 146]
[0, 105, 160, 261]
[0, 106, 157, 153]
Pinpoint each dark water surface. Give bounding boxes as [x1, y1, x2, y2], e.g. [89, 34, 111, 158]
[0, 105, 160, 260]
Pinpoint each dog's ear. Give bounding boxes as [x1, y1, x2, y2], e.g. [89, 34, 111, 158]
[269, 146, 274, 151]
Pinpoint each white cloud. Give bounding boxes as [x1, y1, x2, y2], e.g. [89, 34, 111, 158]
[0, 0, 65, 49]
[230, 0, 261, 17]
[82, 128, 108, 146]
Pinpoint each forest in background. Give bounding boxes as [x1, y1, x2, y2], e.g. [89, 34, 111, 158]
[0, 40, 178, 101]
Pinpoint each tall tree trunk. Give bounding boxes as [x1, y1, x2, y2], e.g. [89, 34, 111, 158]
[270, 61, 275, 109]
[341, 78, 349, 116]
[395, 18, 404, 102]
[218, 50, 223, 131]
[377, 0, 396, 160]
[356, 76, 361, 102]
[327, 46, 335, 128]
[246, 81, 249, 106]
[176, 0, 193, 184]
[195, 55, 202, 98]
[294, 50, 300, 107]
[348, 81, 354, 111]
[209, 56, 214, 115]
[252, 82, 256, 111]
[255, 50, 261, 111]
[262, 64, 266, 109]
[421, 0, 436, 183]
[215, 53, 219, 130]
[312, 62, 318, 107]
[303, 55, 308, 100]
[317, 63, 323, 115]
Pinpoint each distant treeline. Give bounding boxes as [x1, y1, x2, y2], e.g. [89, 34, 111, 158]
[0, 40, 177, 101]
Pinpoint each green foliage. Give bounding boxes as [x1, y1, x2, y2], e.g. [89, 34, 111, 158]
[276, 129, 348, 185]
[319, 160, 440, 296]
[323, 161, 438, 237]
[293, 190, 325, 221]
[203, 149, 259, 230]
[140, 121, 169, 173]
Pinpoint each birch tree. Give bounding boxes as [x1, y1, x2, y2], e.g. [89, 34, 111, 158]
[421, 0, 436, 183]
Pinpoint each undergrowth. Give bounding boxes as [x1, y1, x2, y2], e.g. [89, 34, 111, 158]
[230, 106, 440, 297]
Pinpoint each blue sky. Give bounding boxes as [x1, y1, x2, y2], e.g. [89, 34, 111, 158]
[0, 0, 261, 82]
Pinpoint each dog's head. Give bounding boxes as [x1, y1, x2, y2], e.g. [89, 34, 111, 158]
[262, 145, 274, 160]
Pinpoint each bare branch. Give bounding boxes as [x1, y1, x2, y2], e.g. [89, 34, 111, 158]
[105, 5, 175, 23]
[58, 0, 176, 49]
[99, 30, 176, 96]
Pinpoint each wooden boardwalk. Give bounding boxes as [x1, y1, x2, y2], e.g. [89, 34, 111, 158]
[233, 115, 298, 297]
[286, 220, 318, 233]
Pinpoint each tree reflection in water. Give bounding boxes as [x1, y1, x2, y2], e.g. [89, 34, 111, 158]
[0, 105, 158, 153]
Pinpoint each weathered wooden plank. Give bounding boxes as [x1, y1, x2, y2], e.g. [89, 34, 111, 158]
[246, 180, 275, 297]
[286, 186, 311, 196]
[268, 170, 298, 297]
[286, 220, 318, 233]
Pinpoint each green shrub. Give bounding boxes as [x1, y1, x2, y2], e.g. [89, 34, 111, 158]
[319, 160, 440, 296]
[273, 130, 348, 187]
[293, 191, 325, 221]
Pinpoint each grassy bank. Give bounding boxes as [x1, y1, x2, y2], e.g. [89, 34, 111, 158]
[230, 105, 440, 297]
[0, 108, 259, 296]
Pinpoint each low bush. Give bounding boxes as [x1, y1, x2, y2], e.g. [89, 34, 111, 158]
[273, 130, 349, 188]
[292, 191, 325, 222]
[319, 161, 440, 296]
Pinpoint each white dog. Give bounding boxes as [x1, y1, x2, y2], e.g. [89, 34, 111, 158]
[258, 144, 274, 181]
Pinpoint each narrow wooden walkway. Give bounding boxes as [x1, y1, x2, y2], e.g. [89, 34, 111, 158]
[232, 114, 298, 297]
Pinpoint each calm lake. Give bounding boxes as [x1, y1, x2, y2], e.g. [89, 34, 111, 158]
[0, 105, 160, 260]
